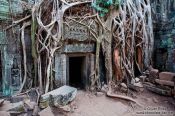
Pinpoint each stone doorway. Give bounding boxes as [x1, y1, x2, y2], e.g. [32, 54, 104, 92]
[55, 53, 95, 90]
[69, 56, 86, 89]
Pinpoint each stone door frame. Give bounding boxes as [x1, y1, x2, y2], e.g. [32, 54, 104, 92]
[55, 53, 95, 90]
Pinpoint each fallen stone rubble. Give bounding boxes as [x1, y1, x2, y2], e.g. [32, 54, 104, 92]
[143, 67, 175, 97]
[110, 66, 175, 99]
[0, 85, 77, 116]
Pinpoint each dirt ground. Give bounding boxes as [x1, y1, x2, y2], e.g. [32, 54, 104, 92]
[62, 90, 175, 116]
[0, 89, 174, 116]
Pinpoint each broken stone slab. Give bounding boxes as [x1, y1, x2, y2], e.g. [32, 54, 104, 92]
[39, 106, 54, 116]
[159, 72, 175, 81]
[149, 68, 159, 74]
[128, 84, 144, 92]
[8, 101, 26, 114]
[143, 82, 172, 96]
[149, 68, 159, 83]
[39, 85, 77, 108]
[155, 79, 174, 87]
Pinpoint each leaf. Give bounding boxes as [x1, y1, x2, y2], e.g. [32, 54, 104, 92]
[92, 0, 120, 17]
[92, 2, 103, 11]
[107, 0, 113, 5]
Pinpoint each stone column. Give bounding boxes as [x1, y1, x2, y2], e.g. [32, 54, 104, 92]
[55, 53, 67, 87]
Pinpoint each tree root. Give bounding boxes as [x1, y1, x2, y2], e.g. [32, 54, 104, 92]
[107, 90, 143, 107]
[18, 22, 31, 93]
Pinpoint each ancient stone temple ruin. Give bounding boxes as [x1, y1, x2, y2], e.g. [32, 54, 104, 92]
[0, 0, 174, 116]
[0, 0, 174, 96]
[0, 1, 106, 95]
[0, 0, 156, 95]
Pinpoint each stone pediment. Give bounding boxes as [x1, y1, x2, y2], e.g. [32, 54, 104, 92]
[63, 21, 89, 41]
[63, 2, 100, 42]
[63, 18, 99, 42]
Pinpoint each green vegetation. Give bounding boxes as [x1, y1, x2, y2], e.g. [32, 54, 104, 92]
[92, 0, 120, 17]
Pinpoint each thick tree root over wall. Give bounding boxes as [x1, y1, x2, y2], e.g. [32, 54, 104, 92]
[6, 0, 154, 94]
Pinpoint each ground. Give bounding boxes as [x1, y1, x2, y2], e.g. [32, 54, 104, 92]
[60, 90, 175, 116]
[0, 88, 174, 116]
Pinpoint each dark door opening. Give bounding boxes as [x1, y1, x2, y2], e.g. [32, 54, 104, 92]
[0, 51, 2, 91]
[69, 56, 85, 89]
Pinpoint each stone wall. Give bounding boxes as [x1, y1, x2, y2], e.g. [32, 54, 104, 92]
[151, 0, 175, 72]
[0, 23, 22, 95]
